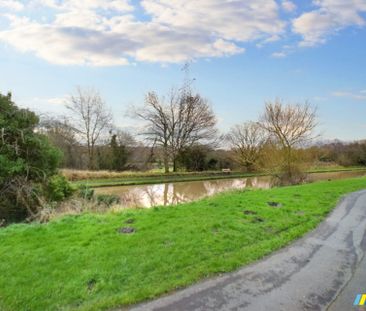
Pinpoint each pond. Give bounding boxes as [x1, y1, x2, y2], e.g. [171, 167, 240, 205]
[94, 170, 366, 209]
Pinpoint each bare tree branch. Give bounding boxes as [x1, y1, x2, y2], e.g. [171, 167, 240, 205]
[66, 87, 113, 169]
[259, 99, 318, 183]
[227, 121, 267, 172]
[133, 89, 217, 173]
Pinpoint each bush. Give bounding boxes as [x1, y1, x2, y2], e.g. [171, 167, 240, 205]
[0, 93, 62, 222]
[78, 185, 94, 201]
[177, 145, 209, 171]
[273, 164, 307, 186]
[96, 194, 120, 207]
[76, 185, 120, 207]
[47, 175, 75, 202]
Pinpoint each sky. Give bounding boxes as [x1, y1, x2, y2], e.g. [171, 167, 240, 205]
[0, 0, 366, 141]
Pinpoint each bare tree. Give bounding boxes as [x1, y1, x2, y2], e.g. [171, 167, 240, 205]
[169, 92, 217, 171]
[39, 116, 80, 168]
[134, 89, 217, 173]
[114, 129, 136, 148]
[66, 87, 112, 169]
[135, 91, 173, 173]
[260, 99, 317, 182]
[227, 121, 267, 172]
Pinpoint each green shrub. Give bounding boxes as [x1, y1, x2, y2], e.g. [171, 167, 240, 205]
[0, 93, 62, 222]
[78, 185, 94, 201]
[47, 175, 75, 202]
[96, 194, 120, 207]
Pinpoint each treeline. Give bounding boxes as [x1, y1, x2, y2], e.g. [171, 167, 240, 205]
[39, 86, 233, 172]
[40, 117, 233, 172]
[308, 141, 366, 167]
[37, 86, 366, 176]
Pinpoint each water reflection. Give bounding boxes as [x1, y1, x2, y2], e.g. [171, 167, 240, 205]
[94, 170, 366, 209]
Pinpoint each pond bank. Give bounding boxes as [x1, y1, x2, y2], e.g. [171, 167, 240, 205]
[71, 167, 366, 188]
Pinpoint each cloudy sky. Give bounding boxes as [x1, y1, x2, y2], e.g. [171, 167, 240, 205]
[0, 0, 365, 140]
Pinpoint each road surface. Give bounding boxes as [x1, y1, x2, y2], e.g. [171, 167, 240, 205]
[129, 190, 366, 311]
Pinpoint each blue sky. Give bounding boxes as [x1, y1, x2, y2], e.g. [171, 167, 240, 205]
[0, 0, 365, 141]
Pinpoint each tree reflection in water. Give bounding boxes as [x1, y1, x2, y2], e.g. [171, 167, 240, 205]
[95, 177, 272, 209]
[95, 170, 366, 210]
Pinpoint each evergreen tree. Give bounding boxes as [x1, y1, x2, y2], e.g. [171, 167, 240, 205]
[110, 134, 128, 171]
[0, 93, 62, 222]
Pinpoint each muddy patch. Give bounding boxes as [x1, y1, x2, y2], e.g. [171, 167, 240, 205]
[118, 227, 136, 234]
[252, 217, 265, 223]
[267, 201, 283, 208]
[243, 210, 257, 215]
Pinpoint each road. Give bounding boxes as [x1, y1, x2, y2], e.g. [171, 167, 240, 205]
[129, 190, 366, 311]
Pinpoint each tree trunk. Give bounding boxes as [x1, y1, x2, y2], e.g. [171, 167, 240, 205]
[286, 146, 292, 179]
[173, 157, 177, 172]
[163, 144, 169, 174]
[88, 144, 96, 170]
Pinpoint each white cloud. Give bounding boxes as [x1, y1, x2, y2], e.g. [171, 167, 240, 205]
[15, 96, 68, 115]
[0, 0, 24, 11]
[332, 90, 366, 101]
[141, 0, 284, 42]
[293, 0, 366, 46]
[35, 0, 134, 12]
[271, 51, 287, 58]
[313, 96, 328, 102]
[47, 96, 67, 105]
[0, 15, 130, 66]
[282, 0, 296, 12]
[0, 0, 285, 66]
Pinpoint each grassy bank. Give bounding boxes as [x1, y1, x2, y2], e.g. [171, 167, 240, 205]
[1, 177, 366, 310]
[65, 166, 366, 188]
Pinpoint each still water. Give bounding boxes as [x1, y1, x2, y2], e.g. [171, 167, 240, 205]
[95, 171, 366, 209]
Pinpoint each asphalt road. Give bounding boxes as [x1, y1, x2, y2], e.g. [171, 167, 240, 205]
[129, 190, 366, 311]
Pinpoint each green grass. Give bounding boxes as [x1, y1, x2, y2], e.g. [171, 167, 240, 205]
[308, 166, 366, 173]
[1, 177, 366, 311]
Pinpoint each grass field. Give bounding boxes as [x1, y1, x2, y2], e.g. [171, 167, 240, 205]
[1, 177, 366, 310]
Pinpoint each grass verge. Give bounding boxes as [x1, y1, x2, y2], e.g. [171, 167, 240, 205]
[1, 177, 366, 310]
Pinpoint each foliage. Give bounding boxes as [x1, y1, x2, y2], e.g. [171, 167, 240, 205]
[46, 175, 75, 202]
[310, 141, 366, 167]
[77, 185, 120, 207]
[1, 177, 366, 310]
[228, 121, 267, 172]
[96, 194, 120, 206]
[135, 88, 217, 173]
[259, 99, 317, 184]
[110, 134, 128, 171]
[0, 93, 62, 222]
[177, 145, 209, 171]
[274, 163, 307, 186]
[207, 158, 218, 170]
[40, 117, 82, 168]
[78, 184, 95, 201]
